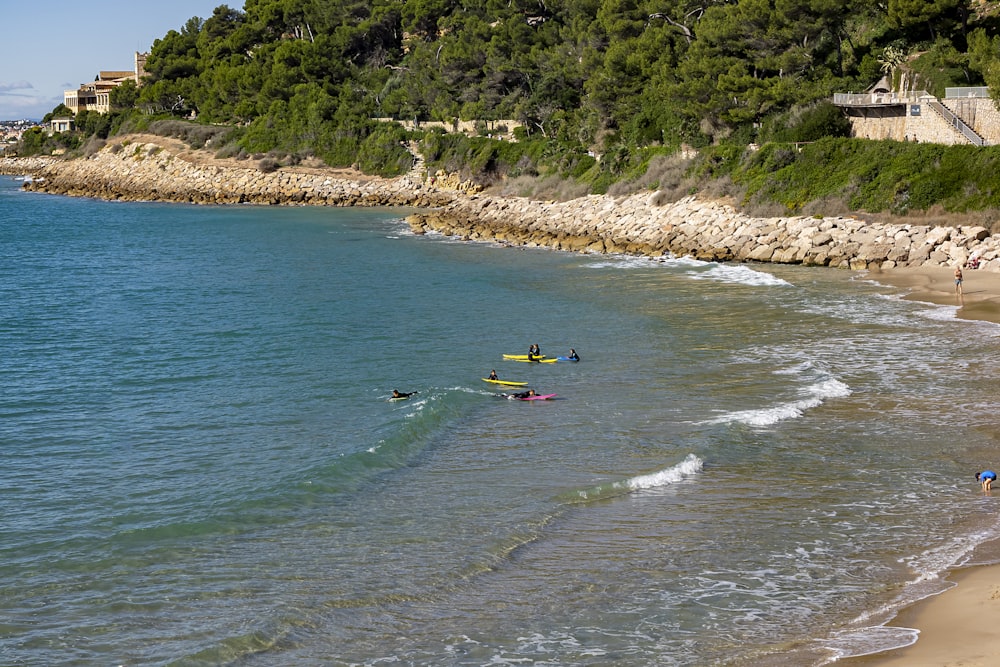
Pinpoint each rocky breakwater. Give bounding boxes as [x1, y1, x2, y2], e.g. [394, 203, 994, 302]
[15, 141, 451, 208]
[8, 141, 1000, 273]
[0, 156, 58, 177]
[407, 191, 1000, 271]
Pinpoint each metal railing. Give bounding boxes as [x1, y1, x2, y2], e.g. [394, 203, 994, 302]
[927, 99, 986, 146]
[833, 91, 930, 106]
[945, 87, 990, 99]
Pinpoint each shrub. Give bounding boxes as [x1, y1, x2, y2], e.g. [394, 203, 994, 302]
[258, 157, 280, 172]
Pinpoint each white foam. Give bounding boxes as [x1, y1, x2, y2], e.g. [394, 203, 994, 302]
[573, 454, 704, 501]
[816, 529, 1000, 663]
[689, 263, 792, 287]
[584, 255, 666, 270]
[704, 377, 851, 427]
[584, 254, 715, 271]
[626, 453, 703, 490]
[774, 360, 814, 375]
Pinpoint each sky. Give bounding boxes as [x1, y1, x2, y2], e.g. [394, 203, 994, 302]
[0, 1, 221, 121]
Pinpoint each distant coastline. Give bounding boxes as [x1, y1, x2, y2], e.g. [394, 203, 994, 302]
[4, 135, 1000, 277]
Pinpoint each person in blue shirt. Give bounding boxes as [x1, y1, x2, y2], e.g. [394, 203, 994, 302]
[976, 470, 996, 491]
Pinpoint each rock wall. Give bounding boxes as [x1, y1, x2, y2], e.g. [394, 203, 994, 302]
[2, 143, 451, 208]
[844, 107, 908, 142]
[0, 156, 58, 176]
[406, 193, 999, 271]
[4, 141, 1000, 272]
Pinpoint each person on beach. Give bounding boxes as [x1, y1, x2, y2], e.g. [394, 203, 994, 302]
[488, 369, 499, 380]
[976, 470, 996, 491]
[955, 266, 964, 295]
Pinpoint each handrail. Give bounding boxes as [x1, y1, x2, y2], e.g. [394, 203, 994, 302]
[927, 100, 986, 146]
[833, 91, 930, 106]
[945, 87, 990, 99]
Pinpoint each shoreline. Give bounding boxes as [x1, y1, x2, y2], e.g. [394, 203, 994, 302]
[837, 562, 1000, 666]
[5, 136, 1000, 279]
[870, 265, 1000, 325]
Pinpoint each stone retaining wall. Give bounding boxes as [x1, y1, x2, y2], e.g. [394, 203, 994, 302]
[942, 98, 1000, 145]
[3, 141, 1000, 272]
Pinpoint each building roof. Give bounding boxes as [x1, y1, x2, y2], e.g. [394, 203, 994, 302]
[98, 71, 135, 81]
[868, 75, 892, 94]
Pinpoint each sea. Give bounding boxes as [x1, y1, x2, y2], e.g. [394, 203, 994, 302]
[3, 173, 1000, 667]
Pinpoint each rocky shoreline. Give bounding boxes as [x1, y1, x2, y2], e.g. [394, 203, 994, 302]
[3, 139, 999, 272]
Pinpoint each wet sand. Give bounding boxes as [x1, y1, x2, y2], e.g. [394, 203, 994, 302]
[871, 265, 1000, 325]
[837, 564, 1000, 666]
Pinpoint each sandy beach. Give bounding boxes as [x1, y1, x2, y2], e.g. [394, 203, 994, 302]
[836, 563, 1000, 666]
[872, 264, 1000, 325]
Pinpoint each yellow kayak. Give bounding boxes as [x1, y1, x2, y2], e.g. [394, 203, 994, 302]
[502, 354, 556, 363]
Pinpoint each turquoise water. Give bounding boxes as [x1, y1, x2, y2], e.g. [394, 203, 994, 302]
[2, 175, 1000, 666]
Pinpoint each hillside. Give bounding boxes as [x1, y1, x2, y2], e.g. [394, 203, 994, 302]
[16, 0, 1000, 220]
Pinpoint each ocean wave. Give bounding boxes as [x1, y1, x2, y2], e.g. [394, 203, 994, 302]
[914, 303, 961, 321]
[688, 262, 792, 287]
[583, 254, 669, 270]
[626, 453, 704, 490]
[570, 453, 703, 502]
[582, 256, 793, 289]
[704, 377, 851, 427]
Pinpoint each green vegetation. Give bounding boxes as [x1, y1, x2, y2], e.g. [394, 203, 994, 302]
[710, 139, 1000, 218]
[17, 0, 1000, 221]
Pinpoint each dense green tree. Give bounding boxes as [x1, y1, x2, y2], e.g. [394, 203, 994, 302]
[109, 80, 139, 110]
[36, 0, 997, 182]
[887, 0, 965, 40]
[42, 104, 75, 122]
